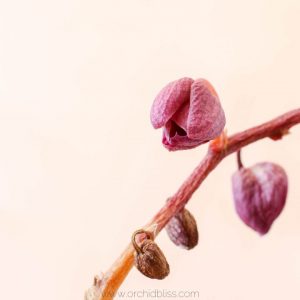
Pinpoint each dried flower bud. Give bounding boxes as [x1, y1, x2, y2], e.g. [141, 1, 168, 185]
[132, 230, 170, 280]
[232, 161, 288, 235]
[166, 208, 199, 250]
[150, 77, 226, 151]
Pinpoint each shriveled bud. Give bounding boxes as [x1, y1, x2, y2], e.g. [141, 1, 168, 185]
[166, 208, 199, 249]
[232, 161, 288, 235]
[132, 230, 170, 280]
[150, 77, 226, 151]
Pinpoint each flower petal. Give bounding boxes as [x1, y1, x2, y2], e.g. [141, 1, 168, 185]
[150, 77, 194, 129]
[187, 79, 225, 140]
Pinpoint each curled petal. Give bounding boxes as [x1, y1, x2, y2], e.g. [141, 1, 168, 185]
[187, 79, 226, 140]
[150, 77, 194, 129]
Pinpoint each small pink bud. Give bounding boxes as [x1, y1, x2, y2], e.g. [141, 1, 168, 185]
[232, 162, 288, 235]
[150, 77, 226, 151]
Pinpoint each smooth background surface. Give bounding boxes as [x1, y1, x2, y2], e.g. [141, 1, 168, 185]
[0, 1, 300, 299]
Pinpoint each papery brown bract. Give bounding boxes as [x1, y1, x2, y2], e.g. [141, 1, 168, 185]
[150, 77, 226, 151]
[232, 162, 288, 235]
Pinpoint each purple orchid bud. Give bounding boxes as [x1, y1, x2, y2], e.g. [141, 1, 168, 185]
[232, 162, 288, 235]
[150, 77, 226, 151]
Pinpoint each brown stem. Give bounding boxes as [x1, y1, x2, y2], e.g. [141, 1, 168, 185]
[88, 108, 300, 300]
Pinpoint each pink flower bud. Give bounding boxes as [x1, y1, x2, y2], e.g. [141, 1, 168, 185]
[150, 77, 226, 151]
[232, 162, 288, 235]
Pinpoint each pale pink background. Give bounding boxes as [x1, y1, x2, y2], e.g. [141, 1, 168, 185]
[0, 1, 300, 299]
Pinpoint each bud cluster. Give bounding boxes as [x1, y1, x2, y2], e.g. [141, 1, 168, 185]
[132, 207, 199, 280]
[131, 77, 292, 283]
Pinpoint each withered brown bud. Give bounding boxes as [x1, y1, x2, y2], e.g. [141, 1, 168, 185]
[132, 230, 170, 280]
[166, 208, 199, 250]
